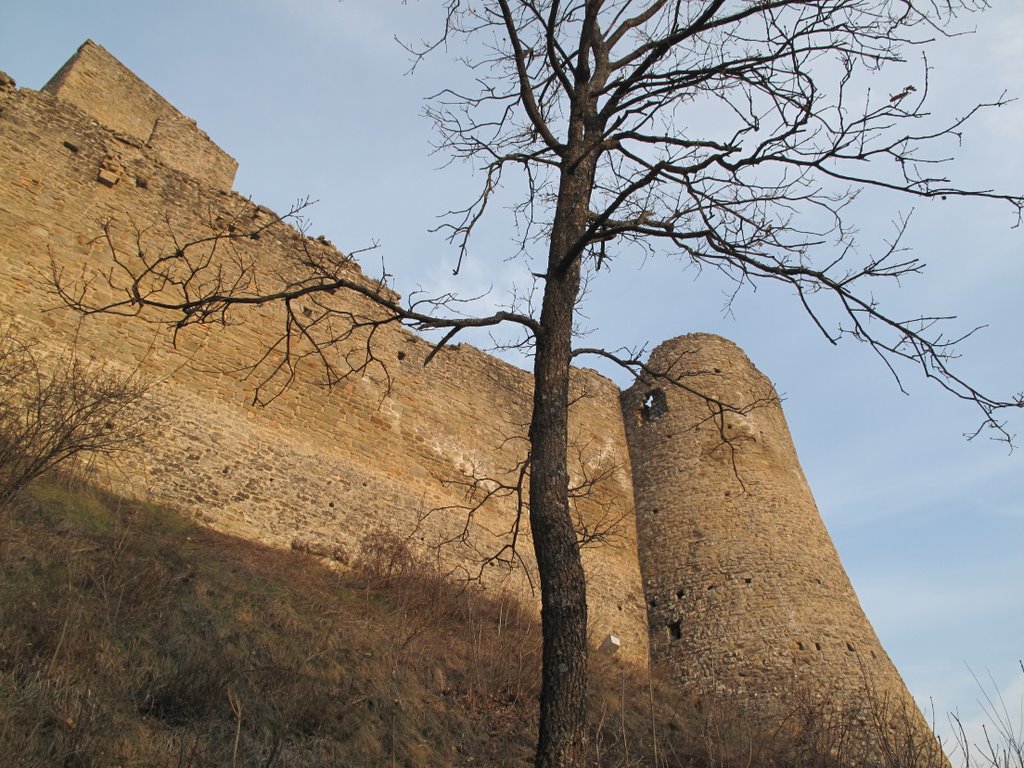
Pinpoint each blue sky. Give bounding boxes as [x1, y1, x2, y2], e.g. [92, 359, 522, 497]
[2, 0, 1021, 754]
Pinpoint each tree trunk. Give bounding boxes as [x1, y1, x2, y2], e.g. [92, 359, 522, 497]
[530, 137, 597, 768]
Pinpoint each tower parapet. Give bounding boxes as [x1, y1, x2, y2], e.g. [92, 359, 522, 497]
[42, 40, 238, 190]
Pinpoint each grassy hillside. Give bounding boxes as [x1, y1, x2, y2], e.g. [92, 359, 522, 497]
[4, 477, 1011, 767]
[0, 477, 696, 767]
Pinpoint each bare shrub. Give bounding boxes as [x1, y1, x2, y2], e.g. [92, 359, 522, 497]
[660, 675, 951, 768]
[350, 525, 417, 587]
[950, 662, 1024, 768]
[0, 324, 147, 508]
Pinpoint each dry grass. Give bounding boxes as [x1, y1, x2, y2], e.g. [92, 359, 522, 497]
[1, 476, 1016, 767]
[0, 477, 673, 767]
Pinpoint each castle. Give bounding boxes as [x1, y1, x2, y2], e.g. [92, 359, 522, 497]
[0, 40, 936, 753]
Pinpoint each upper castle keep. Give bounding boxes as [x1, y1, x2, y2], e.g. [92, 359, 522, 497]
[1, 40, 937, 753]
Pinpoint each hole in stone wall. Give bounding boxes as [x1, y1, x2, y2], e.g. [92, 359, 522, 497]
[815, 642, 823, 651]
[668, 621, 681, 641]
[648, 598, 657, 608]
[744, 577, 753, 584]
[639, 388, 668, 424]
[62, 140, 79, 153]
[397, 350, 406, 361]
[797, 641, 806, 651]
[846, 642, 856, 653]
[675, 589, 685, 599]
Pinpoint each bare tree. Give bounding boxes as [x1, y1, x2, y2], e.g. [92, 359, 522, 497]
[56, 2, 1023, 765]
[0, 324, 148, 509]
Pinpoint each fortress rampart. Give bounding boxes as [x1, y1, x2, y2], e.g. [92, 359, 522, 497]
[0, 41, 648, 666]
[0, 41, 937, 753]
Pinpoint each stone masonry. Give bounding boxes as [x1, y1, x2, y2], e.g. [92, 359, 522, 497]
[622, 337, 931, 733]
[0, 41, 936, 749]
[0, 40, 649, 667]
[41, 40, 238, 190]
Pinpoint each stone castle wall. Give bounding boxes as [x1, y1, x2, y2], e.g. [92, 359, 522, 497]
[1, 42, 938, 745]
[0, 57, 649, 663]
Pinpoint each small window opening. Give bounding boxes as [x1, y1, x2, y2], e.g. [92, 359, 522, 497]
[668, 621, 682, 641]
[648, 598, 657, 609]
[638, 388, 668, 424]
[846, 642, 856, 653]
[797, 641, 806, 651]
[397, 350, 407, 361]
[675, 589, 685, 599]
[744, 577, 753, 585]
[814, 642, 823, 652]
[63, 140, 79, 153]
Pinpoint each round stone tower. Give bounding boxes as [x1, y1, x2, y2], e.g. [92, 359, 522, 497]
[622, 333, 936, 753]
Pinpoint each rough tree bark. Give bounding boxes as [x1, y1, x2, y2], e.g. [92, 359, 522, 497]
[530, 126, 601, 764]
